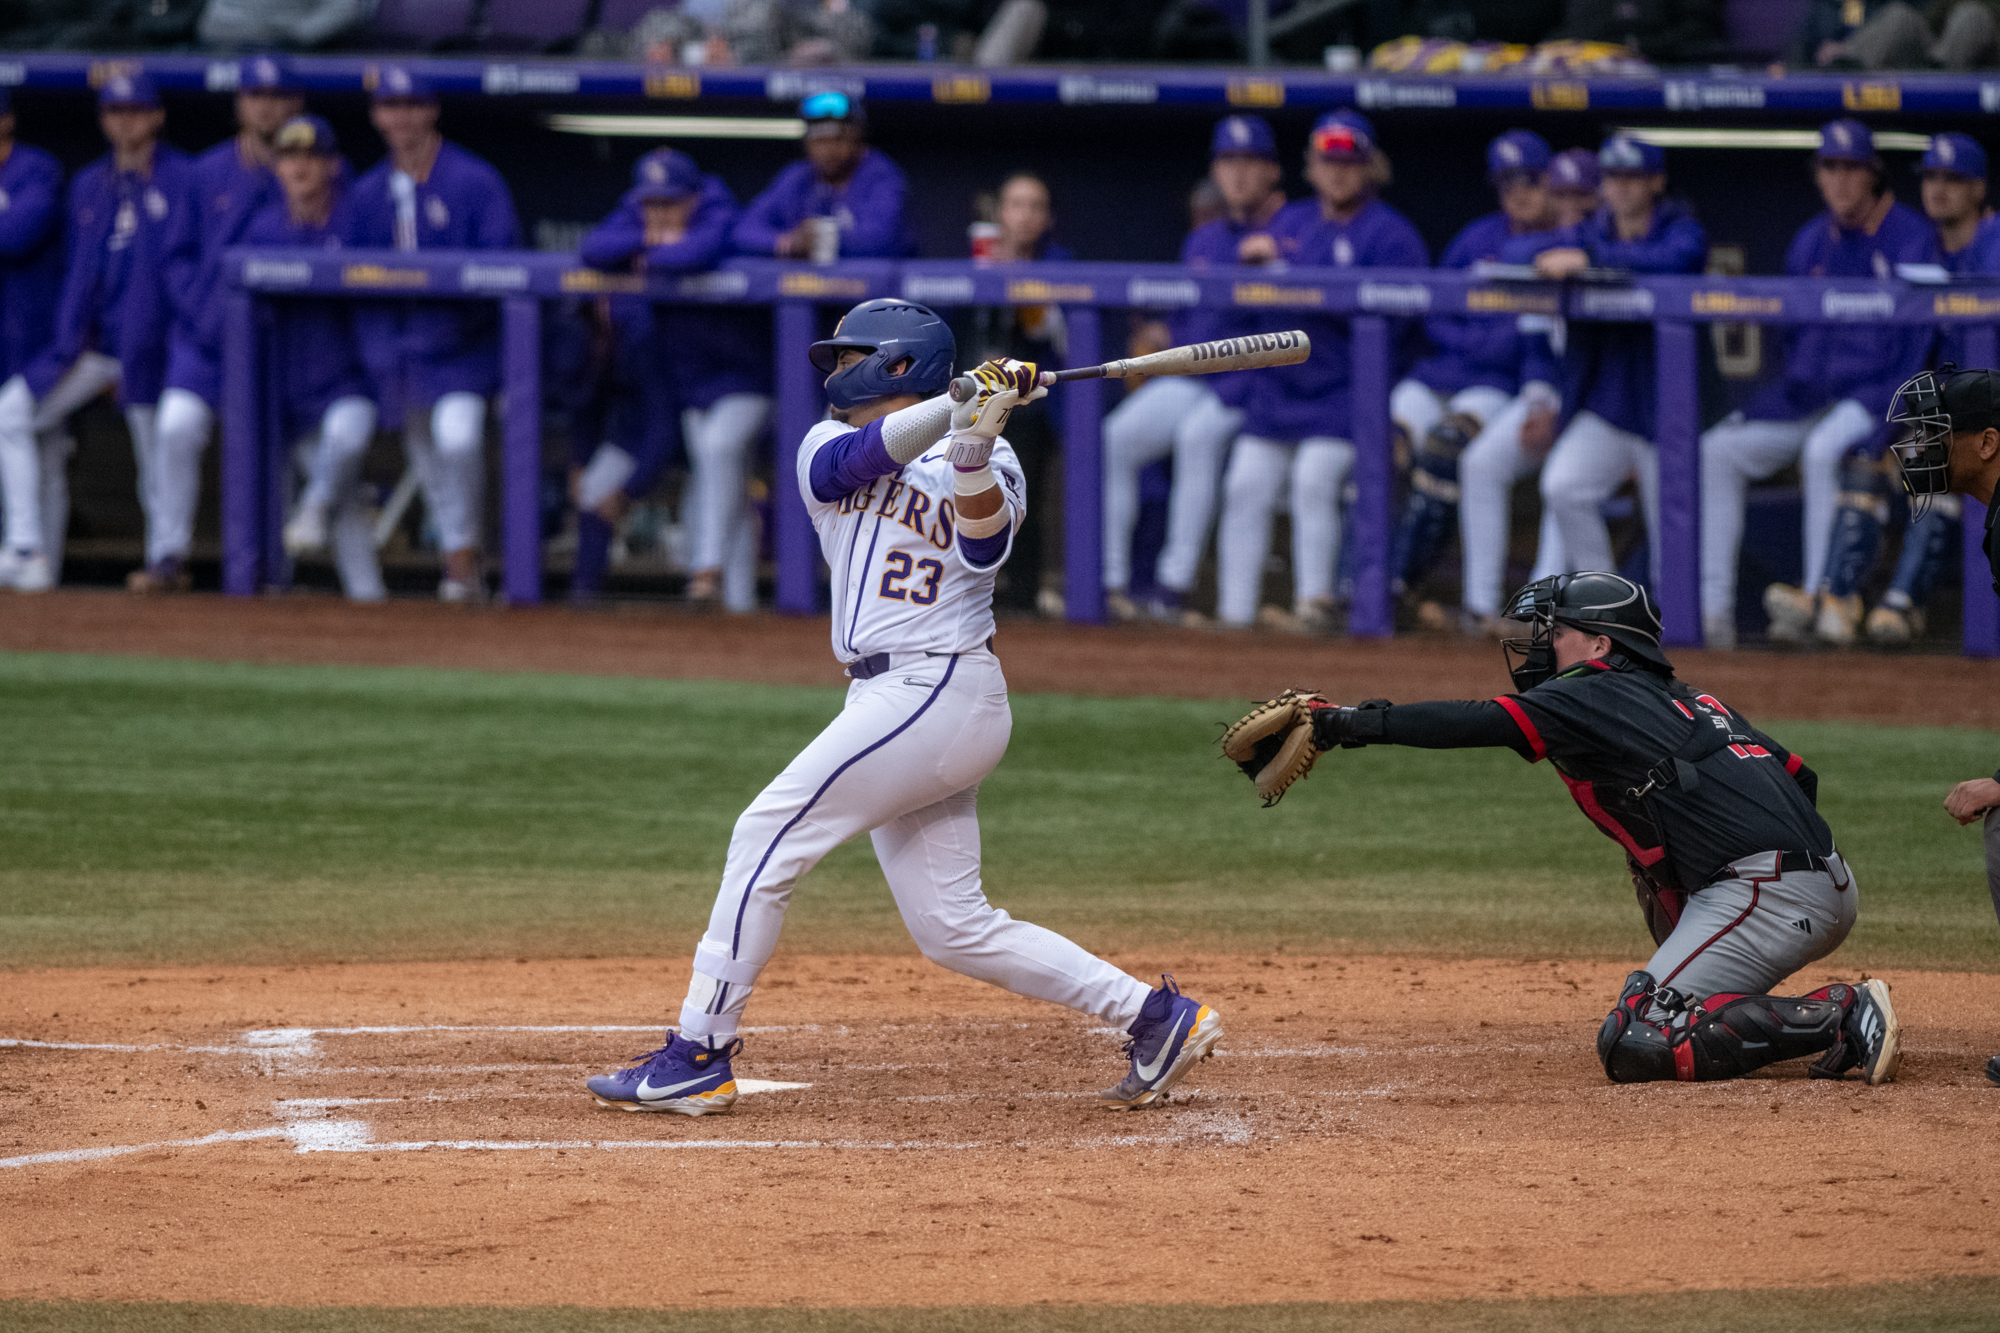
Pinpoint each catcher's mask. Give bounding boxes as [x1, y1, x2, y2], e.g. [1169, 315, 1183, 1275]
[1887, 364, 2000, 517]
[1501, 571, 1671, 692]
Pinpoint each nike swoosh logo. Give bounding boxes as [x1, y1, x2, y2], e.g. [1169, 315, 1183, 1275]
[636, 1073, 721, 1099]
[1135, 1011, 1189, 1082]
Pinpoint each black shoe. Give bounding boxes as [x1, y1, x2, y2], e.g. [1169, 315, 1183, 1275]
[1986, 1053, 1999, 1087]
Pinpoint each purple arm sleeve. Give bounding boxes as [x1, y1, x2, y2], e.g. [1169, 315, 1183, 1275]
[958, 526, 1012, 568]
[807, 418, 899, 503]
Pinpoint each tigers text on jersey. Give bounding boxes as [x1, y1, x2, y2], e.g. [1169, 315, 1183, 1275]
[797, 418, 1027, 662]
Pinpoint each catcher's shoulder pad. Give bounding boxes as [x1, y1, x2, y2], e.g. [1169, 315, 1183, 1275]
[1221, 688, 1329, 807]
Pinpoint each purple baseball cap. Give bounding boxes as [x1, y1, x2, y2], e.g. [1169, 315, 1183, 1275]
[372, 64, 436, 103]
[1548, 147, 1601, 192]
[1817, 118, 1876, 163]
[1922, 132, 1987, 179]
[273, 113, 337, 157]
[1599, 133, 1665, 175]
[1309, 109, 1376, 162]
[1487, 129, 1552, 181]
[633, 148, 701, 201]
[239, 55, 298, 94]
[1211, 114, 1277, 161]
[99, 72, 160, 110]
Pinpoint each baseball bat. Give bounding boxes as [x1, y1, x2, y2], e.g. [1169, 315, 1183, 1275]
[945, 330, 1310, 403]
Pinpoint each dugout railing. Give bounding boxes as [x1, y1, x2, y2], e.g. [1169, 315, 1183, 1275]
[221, 252, 2000, 656]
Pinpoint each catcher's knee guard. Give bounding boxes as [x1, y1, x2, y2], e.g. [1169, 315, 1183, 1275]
[1390, 415, 1476, 594]
[1598, 973, 1853, 1084]
[1824, 451, 1891, 599]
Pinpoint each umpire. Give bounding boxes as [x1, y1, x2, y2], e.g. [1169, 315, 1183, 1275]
[1889, 365, 2000, 1086]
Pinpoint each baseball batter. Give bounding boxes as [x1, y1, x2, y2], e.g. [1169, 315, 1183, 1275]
[587, 298, 1220, 1115]
[1223, 571, 1900, 1087]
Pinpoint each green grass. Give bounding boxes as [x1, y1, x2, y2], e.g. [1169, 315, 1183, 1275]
[8, 1280, 2000, 1333]
[0, 651, 1994, 970]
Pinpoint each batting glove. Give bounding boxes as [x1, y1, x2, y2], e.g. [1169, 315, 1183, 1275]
[951, 359, 1045, 437]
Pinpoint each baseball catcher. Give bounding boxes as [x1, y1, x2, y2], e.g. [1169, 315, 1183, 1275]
[1222, 571, 1901, 1086]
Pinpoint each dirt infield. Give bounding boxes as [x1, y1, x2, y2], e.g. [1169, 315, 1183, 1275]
[2, 589, 1997, 727]
[4, 956, 1998, 1310]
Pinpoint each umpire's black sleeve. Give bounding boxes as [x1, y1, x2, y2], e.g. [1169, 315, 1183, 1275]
[1313, 699, 1538, 760]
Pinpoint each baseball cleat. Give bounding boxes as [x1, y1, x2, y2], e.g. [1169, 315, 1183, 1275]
[1763, 583, 1815, 643]
[1814, 593, 1862, 646]
[587, 1034, 743, 1115]
[1865, 604, 1919, 645]
[284, 505, 330, 557]
[1105, 589, 1141, 623]
[1851, 979, 1902, 1086]
[1100, 975, 1221, 1111]
[125, 557, 188, 595]
[3, 550, 53, 593]
[1985, 1052, 1998, 1088]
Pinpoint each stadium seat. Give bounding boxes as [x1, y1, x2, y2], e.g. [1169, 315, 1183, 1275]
[479, 0, 594, 50]
[1725, 0, 1808, 62]
[361, 0, 478, 51]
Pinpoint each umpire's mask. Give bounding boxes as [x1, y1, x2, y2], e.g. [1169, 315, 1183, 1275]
[1501, 572, 1671, 692]
[1888, 364, 2000, 517]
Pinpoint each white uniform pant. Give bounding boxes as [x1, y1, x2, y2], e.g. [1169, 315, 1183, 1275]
[1458, 393, 1567, 617]
[685, 392, 771, 614]
[1641, 851, 1856, 1017]
[0, 355, 148, 569]
[1540, 410, 1659, 585]
[678, 648, 1150, 1041]
[1388, 379, 1512, 449]
[152, 388, 213, 567]
[1215, 434, 1354, 626]
[1697, 399, 1875, 620]
[295, 395, 384, 602]
[403, 392, 486, 555]
[1101, 377, 1242, 593]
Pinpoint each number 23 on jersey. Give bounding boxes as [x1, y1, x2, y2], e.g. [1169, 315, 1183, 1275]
[879, 550, 943, 605]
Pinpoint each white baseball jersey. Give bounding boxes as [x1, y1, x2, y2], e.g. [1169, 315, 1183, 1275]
[797, 419, 1027, 663]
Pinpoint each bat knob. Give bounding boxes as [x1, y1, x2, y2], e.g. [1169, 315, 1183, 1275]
[947, 375, 977, 404]
[1037, 370, 1055, 387]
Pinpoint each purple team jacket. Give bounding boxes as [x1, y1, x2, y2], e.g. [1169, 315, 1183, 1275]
[165, 137, 283, 406]
[240, 190, 374, 440]
[731, 149, 919, 259]
[347, 140, 521, 415]
[0, 142, 65, 384]
[1408, 211, 1531, 397]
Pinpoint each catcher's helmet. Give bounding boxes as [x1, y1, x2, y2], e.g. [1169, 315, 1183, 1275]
[1502, 571, 1669, 692]
[1887, 363, 2000, 515]
[808, 299, 955, 410]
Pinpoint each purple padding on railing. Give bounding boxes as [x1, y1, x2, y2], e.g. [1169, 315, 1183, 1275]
[222, 292, 260, 598]
[1061, 306, 1105, 625]
[502, 296, 543, 605]
[481, 0, 592, 48]
[1653, 321, 1700, 647]
[773, 301, 821, 616]
[1348, 315, 1392, 639]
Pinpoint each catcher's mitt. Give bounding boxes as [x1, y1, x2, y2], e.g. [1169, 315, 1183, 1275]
[1221, 688, 1328, 806]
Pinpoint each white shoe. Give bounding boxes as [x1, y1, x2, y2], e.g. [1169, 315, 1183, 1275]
[1814, 593, 1862, 646]
[283, 506, 330, 557]
[4, 550, 52, 593]
[438, 577, 481, 604]
[1105, 589, 1141, 623]
[1763, 583, 1815, 643]
[1855, 979, 1902, 1087]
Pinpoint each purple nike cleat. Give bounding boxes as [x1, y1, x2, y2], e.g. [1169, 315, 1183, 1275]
[587, 1033, 743, 1115]
[1100, 974, 1221, 1110]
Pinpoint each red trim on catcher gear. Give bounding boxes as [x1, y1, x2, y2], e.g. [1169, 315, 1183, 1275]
[1495, 695, 1546, 761]
[1660, 880, 1765, 989]
[1785, 752, 1804, 776]
[1673, 1037, 1696, 1081]
[1558, 770, 1667, 866]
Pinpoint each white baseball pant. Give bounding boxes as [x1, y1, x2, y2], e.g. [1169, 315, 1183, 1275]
[151, 388, 212, 567]
[1457, 390, 1566, 618]
[0, 355, 148, 571]
[1100, 377, 1242, 594]
[1215, 433, 1354, 626]
[1540, 410, 1659, 585]
[684, 392, 772, 614]
[403, 391, 487, 555]
[1697, 399, 1876, 621]
[294, 395, 385, 603]
[1389, 379, 1512, 449]
[677, 646, 1152, 1041]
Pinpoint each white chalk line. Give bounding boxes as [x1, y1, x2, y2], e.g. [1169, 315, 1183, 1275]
[0, 1128, 290, 1169]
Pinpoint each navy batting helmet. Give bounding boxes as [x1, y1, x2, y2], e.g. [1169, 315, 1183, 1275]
[1502, 571, 1670, 691]
[808, 299, 955, 410]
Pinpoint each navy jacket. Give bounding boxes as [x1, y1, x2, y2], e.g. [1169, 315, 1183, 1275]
[348, 140, 521, 415]
[0, 142, 65, 384]
[28, 144, 197, 406]
[1241, 196, 1430, 443]
[1748, 195, 1938, 423]
[732, 149, 918, 259]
